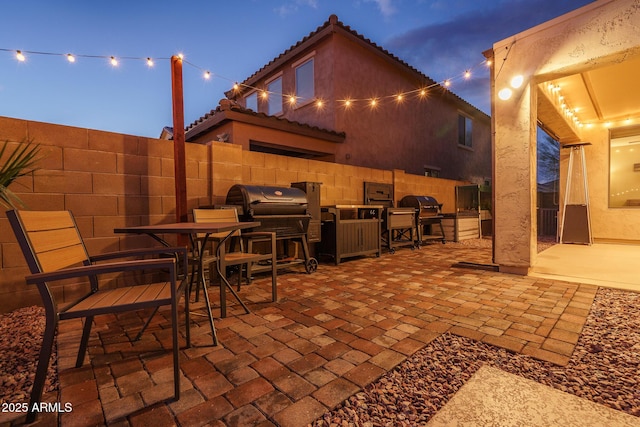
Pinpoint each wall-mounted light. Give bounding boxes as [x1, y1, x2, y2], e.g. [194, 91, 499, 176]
[498, 88, 513, 100]
[510, 75, 524, 89]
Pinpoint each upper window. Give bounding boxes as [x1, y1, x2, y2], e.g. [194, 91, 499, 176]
[458, 114, 473, 148]
[245, 92, 258, 112]
[295, 58, 314, 103]
[609, 125, 640, 208]
[267, 77, 283, 116]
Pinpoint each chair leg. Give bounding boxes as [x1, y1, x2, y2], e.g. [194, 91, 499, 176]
[26, 314, 57, 424]
[200, 267, 218, 346]
[171, 296, 180, 400]
[76, 315, 94, 367]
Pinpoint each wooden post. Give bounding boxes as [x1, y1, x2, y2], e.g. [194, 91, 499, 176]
[171, 56, 188, 245]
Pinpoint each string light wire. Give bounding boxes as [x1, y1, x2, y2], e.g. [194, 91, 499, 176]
[1, 46, 492, 111]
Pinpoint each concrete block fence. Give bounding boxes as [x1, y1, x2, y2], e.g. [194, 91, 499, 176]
[0, 116, 466, 313]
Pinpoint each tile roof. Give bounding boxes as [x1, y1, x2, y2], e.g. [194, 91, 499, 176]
[185, 99, 345, 142]
[230, 14, 488, 118]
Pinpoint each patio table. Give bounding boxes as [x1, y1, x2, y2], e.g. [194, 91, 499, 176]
[114, 221, 259, 344]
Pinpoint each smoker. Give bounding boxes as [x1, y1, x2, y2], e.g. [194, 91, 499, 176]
[364, 182, 416, 254]
[399, 195, 446, 246]
[225, 184, 318, 273]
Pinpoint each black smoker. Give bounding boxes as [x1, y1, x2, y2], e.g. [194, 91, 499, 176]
[225, 184, 318, 273]
[399, 195, 446, 246]
[364, 182, 416, 253]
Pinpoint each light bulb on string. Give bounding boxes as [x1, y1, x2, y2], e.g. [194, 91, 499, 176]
[16, 50, 25, 62]
[203, 70, 211, 79]
[464, 70, 471, 79]
[443, 79, 451, 87]
[146, 57, 154, 67]
[66, 53, 76, 63]
[110, 56, 118, 67]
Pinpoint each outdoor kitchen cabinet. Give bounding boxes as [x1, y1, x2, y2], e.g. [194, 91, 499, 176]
[320, 205, 382, 265]
[441, 185, 482, 242]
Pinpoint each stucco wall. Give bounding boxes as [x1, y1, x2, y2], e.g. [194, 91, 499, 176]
[0, 116, 464, 313]
[559, 125, 640, 242]
[491, 0, 640, 272]
[231, 19, 492, 182]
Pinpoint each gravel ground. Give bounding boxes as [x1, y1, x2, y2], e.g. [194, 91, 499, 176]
[0, 305, 57, 405]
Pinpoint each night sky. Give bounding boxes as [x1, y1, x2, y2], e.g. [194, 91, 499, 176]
[1, 0, 594, 138]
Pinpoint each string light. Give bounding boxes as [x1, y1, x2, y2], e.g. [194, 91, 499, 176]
[1, 46, 495, 114]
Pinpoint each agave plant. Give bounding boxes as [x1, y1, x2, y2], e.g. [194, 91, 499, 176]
[0, 139, 42, 209]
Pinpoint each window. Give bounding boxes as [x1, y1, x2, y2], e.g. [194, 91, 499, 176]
[458, 114, 473, 147]
[609, 125, 640, 208]
[245, 92, 257, 112]
[424, 166, 441, 177]
[295, 58, 314, 103]
[267, 77, 283, 116]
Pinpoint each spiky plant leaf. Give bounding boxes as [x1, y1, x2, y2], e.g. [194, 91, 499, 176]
[0, 139, 42, 209]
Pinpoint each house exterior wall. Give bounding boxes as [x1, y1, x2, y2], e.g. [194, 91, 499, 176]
[229, 16, 491, 183]
[0, 116, 464, 313]
[491, 0, 640, 273]
[193, 120, 337, 162]
[560, 125, 640, 242]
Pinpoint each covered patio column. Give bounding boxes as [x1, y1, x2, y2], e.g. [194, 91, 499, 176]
[491, 46, 537, 274]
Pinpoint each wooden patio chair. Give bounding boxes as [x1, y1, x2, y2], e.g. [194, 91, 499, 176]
[7, 210, 190, 423]
[192, 208, 277, 307]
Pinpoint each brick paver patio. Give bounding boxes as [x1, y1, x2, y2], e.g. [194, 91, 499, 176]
[30, 242, 597, 426]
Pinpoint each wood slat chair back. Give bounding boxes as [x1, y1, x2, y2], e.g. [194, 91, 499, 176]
[192, 208, 278, 315]
[17, 210, 89, 273]
[7, 210, 190, 423]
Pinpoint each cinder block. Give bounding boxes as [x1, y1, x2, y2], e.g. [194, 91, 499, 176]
[117, 154, 162, 177]
[64, 148, 117, 173]
[161, 158, 175, 177]
[213, 163, 242, 181]
[244, 151, 266, 167]
[0, 116, 28, 142]
[89, 129, 138, 155]
[94, 173, 142, 196]
[34, 170, 92, 194]
[65, 194, 118, 216]
[16, 193, 65, 211]
[212, 141, 243, 165]
[28, 120, 88, 149]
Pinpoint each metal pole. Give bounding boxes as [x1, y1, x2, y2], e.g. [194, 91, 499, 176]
[171, 56, 188, 245]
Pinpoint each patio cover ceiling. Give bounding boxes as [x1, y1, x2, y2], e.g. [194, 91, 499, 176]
[537, 55, 640, 143]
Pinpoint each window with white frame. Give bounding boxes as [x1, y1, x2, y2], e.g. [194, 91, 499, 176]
[245, 92, 258, 112]
[267, 76, 283, 116]
[609, 125, 640, 208]
[295, 58, 314, 103]
[458, 113, 473, 148]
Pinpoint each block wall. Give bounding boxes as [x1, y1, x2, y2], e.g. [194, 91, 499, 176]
[0, 117, 465, 313]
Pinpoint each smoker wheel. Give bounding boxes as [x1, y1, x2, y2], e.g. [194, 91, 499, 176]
[389, 248, 396, 255]
[305, 258, 318, 274]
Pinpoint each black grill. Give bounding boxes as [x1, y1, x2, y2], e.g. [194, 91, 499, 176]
[399, 195, 445, 245]
[364, 182, 416, 253]
[225, 184, 318, 273]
